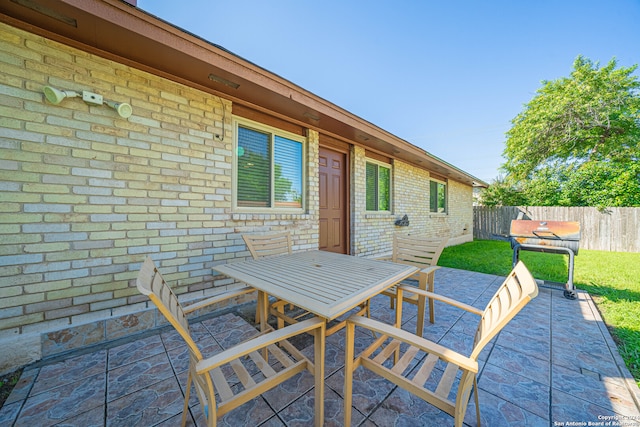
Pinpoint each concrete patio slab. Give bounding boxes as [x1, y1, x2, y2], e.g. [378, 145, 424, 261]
[1, 267, 639, 426]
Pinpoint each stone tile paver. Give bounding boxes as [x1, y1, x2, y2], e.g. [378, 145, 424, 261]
[1, 267, 639, 426]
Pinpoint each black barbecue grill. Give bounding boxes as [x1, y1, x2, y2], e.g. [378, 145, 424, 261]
[510, 220, 581, 299]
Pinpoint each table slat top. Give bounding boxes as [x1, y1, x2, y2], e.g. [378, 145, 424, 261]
[214, 251, 418, 320]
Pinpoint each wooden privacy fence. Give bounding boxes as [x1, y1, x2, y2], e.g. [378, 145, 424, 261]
[474, 206, 640, 253]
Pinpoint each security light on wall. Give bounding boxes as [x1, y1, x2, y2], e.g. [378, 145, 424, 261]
[42, 86, 133, 118]
[104, 100, 133, 118]
[43, 86, 79, 104]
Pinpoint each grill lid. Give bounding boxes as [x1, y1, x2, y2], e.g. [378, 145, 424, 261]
[509, 220, 581, 254]
[509, 220, 581, 241]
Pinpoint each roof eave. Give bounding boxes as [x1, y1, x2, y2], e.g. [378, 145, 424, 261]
[0, 0, 487, 186]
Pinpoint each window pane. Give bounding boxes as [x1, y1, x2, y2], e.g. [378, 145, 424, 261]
[437, 183, 446, 212]
[366, 162, 378, 210]
[238, 127, 270, 207]
[430, 181, 446, 213]
[378, 166, 390, 211]
[430, 181, 438, 212]
[274, 136, 303, 208]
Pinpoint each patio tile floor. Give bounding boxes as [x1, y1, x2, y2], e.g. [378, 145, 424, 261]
[1, 267, 639, 426]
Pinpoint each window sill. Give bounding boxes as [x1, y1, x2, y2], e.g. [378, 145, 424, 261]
[232, 212, 311, 221]
[364, 212, 394, 219]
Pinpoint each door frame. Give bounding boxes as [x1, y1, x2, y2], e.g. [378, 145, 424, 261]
[319, 135, 351, 254]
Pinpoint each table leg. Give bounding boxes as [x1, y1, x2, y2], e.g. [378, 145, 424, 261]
[395, 287, 404, 329]
[324, 301, 370, 337]
[257, 291, 269, 360]
[257, 291, 269, 332]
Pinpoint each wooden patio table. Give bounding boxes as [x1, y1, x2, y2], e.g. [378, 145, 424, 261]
[214, 250, 419, 334]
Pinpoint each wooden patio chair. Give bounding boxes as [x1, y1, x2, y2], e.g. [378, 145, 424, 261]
[242, 231, 294, 326]
[343, 261, 538, 427]
[243, 230, 292, 259]
[379, 234, 447, 335]
[136, 257, 325, 427]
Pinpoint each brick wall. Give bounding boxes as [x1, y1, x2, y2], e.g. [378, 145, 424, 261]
[0, 22, 474, 372]
[0, 23, 319, 370]
[351, 151, 473, 257]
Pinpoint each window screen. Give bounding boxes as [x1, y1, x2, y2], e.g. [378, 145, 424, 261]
[274, 136, 303, 208]
[237, 127, 270, 207]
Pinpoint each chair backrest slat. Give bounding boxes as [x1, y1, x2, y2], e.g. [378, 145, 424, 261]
[136, 257, 202, 360]
[470, 261, 537, 359]
[243, 231, 292, 259]
[392, 234, 446, 270]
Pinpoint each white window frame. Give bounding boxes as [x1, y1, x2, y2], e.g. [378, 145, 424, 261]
[365, 158, 392, 212]
[232, 117, 306, 213]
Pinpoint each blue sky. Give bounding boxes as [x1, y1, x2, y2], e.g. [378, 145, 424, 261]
[139, 1, 640, 183]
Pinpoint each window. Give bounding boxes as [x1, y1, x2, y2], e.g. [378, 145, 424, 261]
[366, 161, 391, 211]
[235, 119, 304, 210]
[430, 180, 447, 213]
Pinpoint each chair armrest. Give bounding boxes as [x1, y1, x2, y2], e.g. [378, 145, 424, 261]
[397, 284, 483, 316]
[419, 265, 441, 276]
[347, 315, 478, 372]
[183, 286, 255, 314]
[196, 317, 325, 374]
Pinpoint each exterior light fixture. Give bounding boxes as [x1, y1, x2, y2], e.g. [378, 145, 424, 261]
[104, 100, 133, 118]
[43, 86, 79, 104]
[42, 86, 133, 118]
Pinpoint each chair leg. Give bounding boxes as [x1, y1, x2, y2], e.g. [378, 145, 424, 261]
[428, 277, 435, 324]
[416, 295, 426, 337]
[182, 371, 193, 427]
[428, 296, 435, 324]
[474, 375, 481, 427]
[364, 300, 377, 339]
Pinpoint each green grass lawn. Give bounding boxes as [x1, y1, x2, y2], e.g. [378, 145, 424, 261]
[439, 239, 640, 387]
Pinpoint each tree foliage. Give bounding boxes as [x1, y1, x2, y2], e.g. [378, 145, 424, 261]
[481, 56, 640, 208]
[478, 176, 526, 207]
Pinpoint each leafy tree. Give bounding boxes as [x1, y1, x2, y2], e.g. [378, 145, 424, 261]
[520, 166, 565, 206]
[478, 176, 525, 207]
[560, 161, 640, 207]
[483, 56, 640, 207]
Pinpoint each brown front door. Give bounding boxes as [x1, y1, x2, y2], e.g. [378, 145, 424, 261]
[319, 146, 348, 253]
